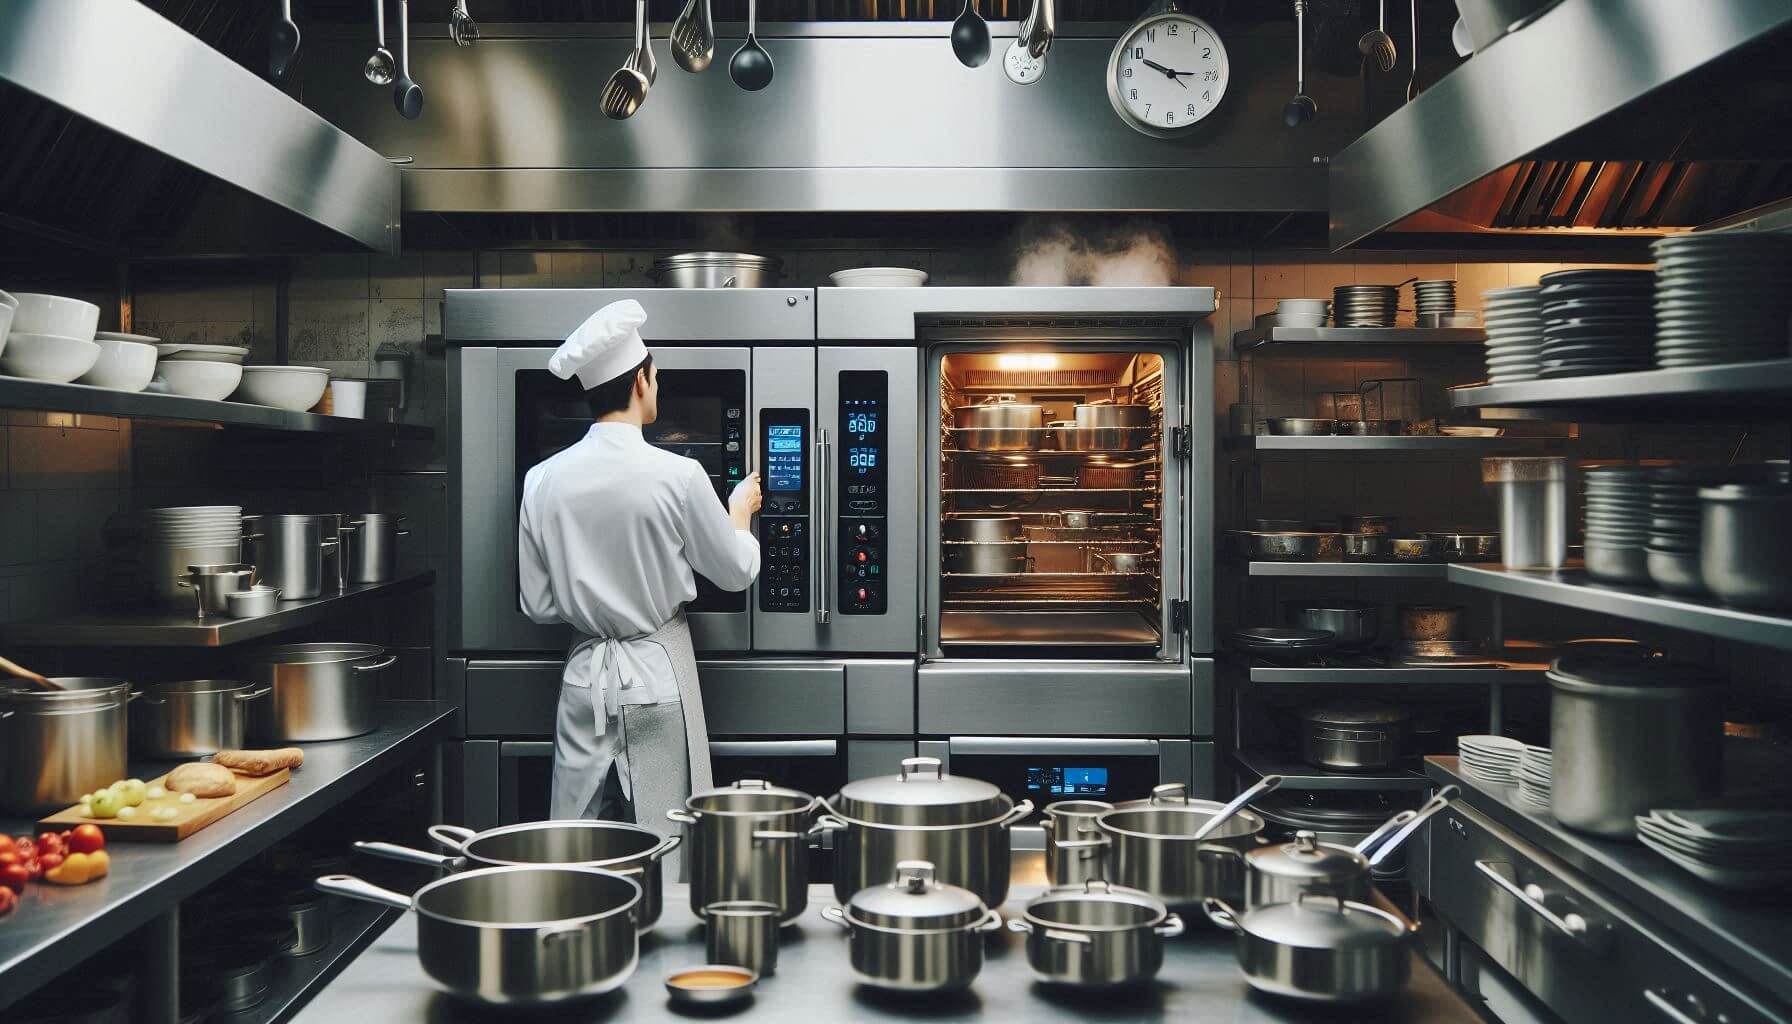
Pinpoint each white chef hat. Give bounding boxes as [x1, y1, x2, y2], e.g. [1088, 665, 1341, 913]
[549, 299, 650, 390]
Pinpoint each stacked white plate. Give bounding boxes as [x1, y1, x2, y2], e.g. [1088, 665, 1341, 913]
[1414, 279, 1457, 319]
[1517, 745, 1552, 810]
[1482, 285, 1544, 383]
[1652, 233, 1792, 367]
[1459, 734, 1525, 785]
[139, 505, 245, 606]
[1637, 808, 1792, 892]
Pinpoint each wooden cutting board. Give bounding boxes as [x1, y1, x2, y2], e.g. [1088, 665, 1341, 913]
[38, 767, 291, 842]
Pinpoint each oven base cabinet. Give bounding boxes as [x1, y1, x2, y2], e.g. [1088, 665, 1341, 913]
[918, 660, 1209, 736]
[1423, 802, 1787, 1024]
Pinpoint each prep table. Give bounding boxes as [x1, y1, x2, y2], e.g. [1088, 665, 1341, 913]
[295, 856, 1481, 1022]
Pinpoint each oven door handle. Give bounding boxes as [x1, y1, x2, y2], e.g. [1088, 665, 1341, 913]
[708, 740, 839, 758]
[1474, 859, 1612, 950]
[814, 428, 831, 625]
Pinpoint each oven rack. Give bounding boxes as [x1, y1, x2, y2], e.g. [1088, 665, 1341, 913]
[941, 487, 1156, 494]
[941, 538, 1156, 546]
[942, 448, 1160, 457]
[942, 570, 1155, 578]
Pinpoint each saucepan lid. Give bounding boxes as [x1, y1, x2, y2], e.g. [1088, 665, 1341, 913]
[847, 861, 987, 930]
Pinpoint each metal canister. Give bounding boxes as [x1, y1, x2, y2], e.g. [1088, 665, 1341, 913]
[345, 513, 408, 584]
[1482, 457, 1567, 569]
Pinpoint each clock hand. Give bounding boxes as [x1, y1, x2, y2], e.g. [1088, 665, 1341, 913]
[1141, 58, 1178, 78]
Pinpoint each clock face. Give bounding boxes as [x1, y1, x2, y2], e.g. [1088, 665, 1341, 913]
[1107, 13, 1229, 137]
[1004, 39, 1046, 85]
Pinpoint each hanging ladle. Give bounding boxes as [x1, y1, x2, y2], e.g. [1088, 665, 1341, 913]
[269, 0, 301, 80]
[1283, 0, 1317, 127]
[0, 655, 62, 692]
[1192, 774, 1284, 842]
[363, 0, 395, 86]
[730, 0, 774, 91]
[392, 0, 424, 119]
[950, 0, 991, 68]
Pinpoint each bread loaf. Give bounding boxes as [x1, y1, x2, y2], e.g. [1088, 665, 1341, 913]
[167, 762, 237, 798]
[213, 748, 304, 776]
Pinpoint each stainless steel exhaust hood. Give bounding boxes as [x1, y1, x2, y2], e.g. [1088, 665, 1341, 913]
[1328, 0, 1792, 250]
[300, 20, 1348, 218]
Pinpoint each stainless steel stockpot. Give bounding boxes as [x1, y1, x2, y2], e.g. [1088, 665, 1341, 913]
[243, 514, 338, 600]
[1204, 894, 1415, 1004]
[952, 395, 1044, 452]
[344, 513, 409, 584]
[1699, 483, 1792, 610]
[1283, 600, 1380, 650]
[1065, 401, 1151, 451]
[1093, 784, 1271, 910]
[815, 757, 1033, 908]
[244, 642, 396, 742]
[315, 865, 641, 1006]
[130, 678, 270, 758]
[820, 860, 1003, 993]
[354, 819, 680, 932]
[667, 778, 818, 922]
[1298, 702, 1408, 772]
[1040, 799, 1114, 887]
[0, 678, 133, 813]
[1008, 880, 1184, 988]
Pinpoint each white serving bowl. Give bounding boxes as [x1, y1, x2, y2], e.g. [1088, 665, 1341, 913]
[0, 304, 14, 359]
[96, 331, 161, 345]
[233, 365, 330, 412]
[156, 343, 249, 364]
[829, 267, 929, 288]
[0, 332, 102, 383]
[9, 293, 101, 341]
[156, 359, 243, 401]
[76, 338, 158, 392]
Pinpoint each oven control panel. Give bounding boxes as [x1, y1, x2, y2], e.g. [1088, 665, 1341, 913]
[838, 371, 887, 615]
[758, 409, 810, 613]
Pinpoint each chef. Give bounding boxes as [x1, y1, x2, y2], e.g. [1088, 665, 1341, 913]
[519, 299, 760, 874]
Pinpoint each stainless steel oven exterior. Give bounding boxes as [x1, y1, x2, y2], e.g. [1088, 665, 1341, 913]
[1421, 800, 1788, 1024]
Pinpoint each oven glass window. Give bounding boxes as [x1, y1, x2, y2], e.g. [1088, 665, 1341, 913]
[515, 368, 748, 612]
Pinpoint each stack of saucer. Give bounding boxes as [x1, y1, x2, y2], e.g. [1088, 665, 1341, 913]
[1414, 279, 1457, 319]
[1334, 285, 1398, 327]
[1652, 233, 1792, 367]
[1537, 269, 1655, 378]
[1583, 464, 1657, 585]
[1637, 808, 1792, 893]
[1459, 734, 1524, 785]
[1482, 285, 1544, 383]
[1517, 746, 1552, 810]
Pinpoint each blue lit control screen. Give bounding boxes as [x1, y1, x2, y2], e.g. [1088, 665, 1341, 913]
[1026, 766, 1110, 798]
[766, 425, 805, 492]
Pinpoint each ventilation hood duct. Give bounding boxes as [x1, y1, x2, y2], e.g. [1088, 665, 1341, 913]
[1328, 0, 1792, 250]
[300, 20, 1346, 222]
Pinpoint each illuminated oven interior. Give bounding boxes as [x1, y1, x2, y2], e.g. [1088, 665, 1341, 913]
[938, 350, 1166, 650]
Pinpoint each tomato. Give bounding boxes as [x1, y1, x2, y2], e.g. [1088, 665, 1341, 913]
[35, 832, 64, 855]
[67, 825, 106, 855]
[36, 851, 63, 873]
[0, 851, 19, 868]
[0, 885, 16, 916]
[11, 838, 34, 860]
[0, 862, 28, 892]
[0, 834, 13, 856]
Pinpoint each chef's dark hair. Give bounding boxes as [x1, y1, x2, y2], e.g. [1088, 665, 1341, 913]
[586, 354, 653, 418]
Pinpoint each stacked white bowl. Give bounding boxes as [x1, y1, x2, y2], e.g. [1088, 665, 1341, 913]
[0, 293, 102, 383]
[80, 331, 160, 393]
[234, 365, 332, 412]
[0, 290, 17, 356]
[140, 505, 245, 607]
[153, 343, 248, 401]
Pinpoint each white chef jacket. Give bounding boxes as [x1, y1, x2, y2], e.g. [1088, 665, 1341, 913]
[518, 422, 759, 796]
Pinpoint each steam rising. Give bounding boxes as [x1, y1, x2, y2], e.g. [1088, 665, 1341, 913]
[1008, 218, 1177, 287]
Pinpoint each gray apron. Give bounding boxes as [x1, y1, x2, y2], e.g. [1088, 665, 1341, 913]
[549, 612, 713, 880]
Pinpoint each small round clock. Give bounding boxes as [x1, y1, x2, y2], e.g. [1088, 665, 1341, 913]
[1106, 10, 1230, 137]
[1003, 38, 1046, 85]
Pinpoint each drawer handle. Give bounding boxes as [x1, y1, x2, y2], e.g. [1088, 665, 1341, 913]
[1644, 988, 1712, 1024]
[1473, 859, 1610, 950]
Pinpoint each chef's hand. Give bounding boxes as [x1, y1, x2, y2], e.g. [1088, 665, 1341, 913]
[729, 473, 762, 531]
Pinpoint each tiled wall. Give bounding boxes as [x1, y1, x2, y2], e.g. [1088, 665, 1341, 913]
[0, 413, 132, 627]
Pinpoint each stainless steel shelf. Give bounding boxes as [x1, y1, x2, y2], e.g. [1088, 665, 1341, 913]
[1230, 435, 1558, 454]
[1447, 563, 1792, 651]
[0, 378, 433, 439]
[1450, 359, 1792, 419]
[1232, 749, 1433, 791]
[1246, 663, 1549, 685]
[1247, 560, 1449, 578]
[218, 901, 400, 1024]
[1233, 326, 1487, 353]
[0, 572, 433, 648]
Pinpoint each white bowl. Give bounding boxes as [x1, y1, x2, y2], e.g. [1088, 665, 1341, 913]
[9, 293, 100, 341]
[1277, 298, 1331, 314]
[156, 343, 249, 364]
[96, 331, 162, 345]
[0, 332, 102, 383]
[76, 339, 158, 392]
[233, 365, 330, 412]
[156, 359, 243, 401]
[0, 303, 13, 359]
[829, 267, 929, 288]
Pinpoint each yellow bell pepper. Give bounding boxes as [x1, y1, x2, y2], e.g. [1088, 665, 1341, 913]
[44, 849, 109, 886]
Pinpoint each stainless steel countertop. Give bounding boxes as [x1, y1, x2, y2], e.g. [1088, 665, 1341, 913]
[294, 856, 1481, 1022]
[0, 702, 457, 1012]
[1427, 756, 1792, 1009]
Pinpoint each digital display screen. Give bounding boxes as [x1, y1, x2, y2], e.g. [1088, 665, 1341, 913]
[847, 446, 879, 470]
[846, 411, 879, 435]
[766, 424, 804, 492]
[1026, 766, 1110, 797]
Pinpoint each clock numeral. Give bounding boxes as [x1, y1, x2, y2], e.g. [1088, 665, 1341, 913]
[1144, 27, 1155, 43]
[1123, 66, 1133, 78]
[1202, 89, 1210, 101]
[1129, 88, 1137, 100]
[1167, 22, 1178, 35]
[1144, 103, 1151, 117]
[1201, 47, 1212, 58]
[1165, 111, 1175, 124]
[1187, 103, 1198, 116]
[1205, 70, 1217, 81]
[1132, 47, 1144, 59]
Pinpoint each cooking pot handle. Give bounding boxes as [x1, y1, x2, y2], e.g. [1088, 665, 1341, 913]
[1148, 782, 1189, 806]
[997, 799, 1035, 828]
[752, 829, 802, 846]
[353, 840, 460, 870]
[540, 923, 586, 947]
[0, 710, 12, 720]
[320, 539, 339, 553]
[427, 824, 478, 852]
[233, 686, 273, 702]
[1353, 809, 1419, 855]
[1006, 918, 1032, 935]
[666, 808, 698, 825]
[134, 691, 164, 705]
[1367, 785, 1461, 868]
[646, 833, 683, 861]
[899, 756, 944, 781]
[1201, 897, 1242, 934]
[314, 873, 413, 911]
[974, 909, 1005, 933]
[820, 905, 850, 930]
[809, 814, 848, 835]
[1054, 835, 1108, 866]
[351, 654, 400, 673]
[981, 394, 1016, 406]
[731, 779, 774, 790]
[1156, 913, 1186, 939]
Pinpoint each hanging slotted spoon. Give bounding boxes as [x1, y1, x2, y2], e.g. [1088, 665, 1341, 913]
[671, 0, 716, 73]
[450, 0, 480, 46]
[1358, 0, 1396, 72]
[602, 0, 653, 119]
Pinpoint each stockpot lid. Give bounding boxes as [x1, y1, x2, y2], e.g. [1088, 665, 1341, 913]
[847, 861, 987, 930]
[1247, 831, 1367, 882]
[687, 778, 818, 816]
[0, 677, 132, 711]
[1023, 879, 1166, 931]
[829, 757, 1008, 826]
[1300, 701, 1410, 726]
[1238, 894, 1408, 950]
[246, 642, 386, 666]
[1548, 653, 1723, 697]
[1698, 482, 1792, 503]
